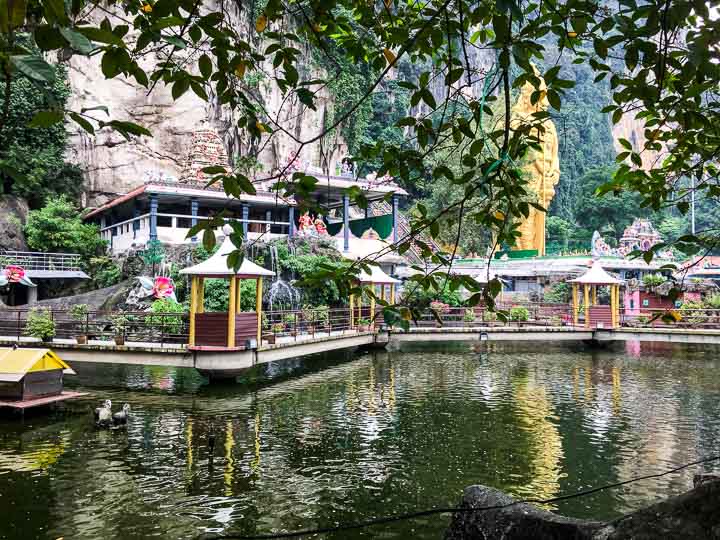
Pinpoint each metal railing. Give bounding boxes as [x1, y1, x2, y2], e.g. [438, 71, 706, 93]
[0, 309, 189, 346]
[413, 303, 576, 328]
[263, 308, 355, 342]
[0, 251, 83, 272]
[621, 308, 720, 329]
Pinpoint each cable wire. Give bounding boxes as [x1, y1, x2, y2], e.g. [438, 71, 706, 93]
[201, 454, 720, 539]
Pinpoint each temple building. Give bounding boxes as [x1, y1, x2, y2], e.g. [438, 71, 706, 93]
[84, 127, 408, 267]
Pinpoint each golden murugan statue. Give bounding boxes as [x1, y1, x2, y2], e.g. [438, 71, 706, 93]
[511, 68, 561, 256]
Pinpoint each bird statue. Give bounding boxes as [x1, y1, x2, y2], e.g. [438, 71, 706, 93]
[94, 399, 113, 427]
[112, 403, 131, 427]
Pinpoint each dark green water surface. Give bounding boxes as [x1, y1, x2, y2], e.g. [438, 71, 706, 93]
[1, 341, 719, 539]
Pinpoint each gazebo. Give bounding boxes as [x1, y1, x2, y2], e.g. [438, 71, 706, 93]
[568, 260, 623, 329]
[180, 225, 274, 349]
[351, 266, 401, 329]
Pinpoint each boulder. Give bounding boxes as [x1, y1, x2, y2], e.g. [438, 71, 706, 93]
[0, 196, 29, 251]
[445, 478, 720, 540]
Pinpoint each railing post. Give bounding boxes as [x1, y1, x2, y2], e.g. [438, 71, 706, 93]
[16, 310, 21, 340]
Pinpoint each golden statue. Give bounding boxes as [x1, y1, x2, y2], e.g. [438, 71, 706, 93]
[511, 68, 561, 256]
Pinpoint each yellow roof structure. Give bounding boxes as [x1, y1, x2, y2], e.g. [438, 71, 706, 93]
[0, 348, 75, 382]
[358, 265, 401, 285]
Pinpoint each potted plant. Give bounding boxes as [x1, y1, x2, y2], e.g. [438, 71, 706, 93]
[110, 314, 129, 346]
[283, 313, 298, 336]
[70, 304, 89, 344]
[24, 307, 56, 342]
[268, 322, 285, 344]
[463, 308, 476, 324]
[357, 317, 371, 332]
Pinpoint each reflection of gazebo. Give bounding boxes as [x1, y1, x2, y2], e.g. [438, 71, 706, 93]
[351, 266, 401, 329]
[569, 261, 623, 329]
[180, 226, 274, 349]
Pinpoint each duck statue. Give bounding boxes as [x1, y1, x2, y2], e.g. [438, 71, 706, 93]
[112, 403, 131, 427]
[94, 399, 113, 427]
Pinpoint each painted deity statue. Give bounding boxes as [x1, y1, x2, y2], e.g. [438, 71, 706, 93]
[314, 215, 327, 235]
[511, 67, 561, 255]
[298, 212, 313, 234]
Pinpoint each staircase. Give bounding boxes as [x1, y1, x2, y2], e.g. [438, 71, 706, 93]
[369, 201, 444, 264]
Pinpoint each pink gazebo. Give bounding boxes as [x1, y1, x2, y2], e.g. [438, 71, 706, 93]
[568, 261, 624, 329]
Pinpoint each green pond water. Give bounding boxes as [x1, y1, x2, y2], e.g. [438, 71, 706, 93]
[1, 341, 719, 539]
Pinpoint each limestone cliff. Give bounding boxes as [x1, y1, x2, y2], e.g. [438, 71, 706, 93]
[65, 8, 346, 208]
[612, 113, 658, 171]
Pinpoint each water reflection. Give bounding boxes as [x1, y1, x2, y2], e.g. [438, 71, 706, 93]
[0, 342, 719, 540]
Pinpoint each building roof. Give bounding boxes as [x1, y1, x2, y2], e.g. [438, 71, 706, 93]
[84, 180, 295, 220]
[568, 260, 624, 285]
[0, 348, 75, 382]
[179, 226, 275, 278]
[358, 265, 401, 284]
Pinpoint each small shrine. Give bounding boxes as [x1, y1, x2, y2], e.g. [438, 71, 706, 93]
[569, 261, 624, 329]
[591, 219, 674, 259]
[180, 225, 274, 350]
[179, 123, 230, 184]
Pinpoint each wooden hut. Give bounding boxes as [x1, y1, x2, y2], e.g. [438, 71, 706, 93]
[569, 261, 624, 329]
[180, 225, 275, 350]
[352, 266, 401, 329]
[0, 348, 76, 401]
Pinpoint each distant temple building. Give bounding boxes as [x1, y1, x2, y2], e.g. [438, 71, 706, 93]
[84, 125, 407, 267]
[592, 218, 673, 259]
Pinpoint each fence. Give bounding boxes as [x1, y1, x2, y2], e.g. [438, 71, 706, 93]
[621, 308, 720, 329]
[0, 251, 83, 272]
[263, 308, 354, 342]
[0, 309, 189, 345]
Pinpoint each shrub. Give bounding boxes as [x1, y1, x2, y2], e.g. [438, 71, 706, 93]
[463, 308, 476, 322]
[148, 299, 185, 335]
[679, 300, 705, 324]
[704, 294, 720, 310]
[482, 311, 497, 322]
[509, 306, 530, 322]
[642, 273, 667, 289]
[24, 308, 55, 341]
[544, 282, 570, 303]
[430, 300, 451, 314]
[110, 314, 129, 336]
[69, 303, 88, 321]
[24, 197, 106, 257]
[272, 322, 285, 333]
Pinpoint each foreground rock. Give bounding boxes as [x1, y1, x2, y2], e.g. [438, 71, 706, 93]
[445, 477, 720, 540]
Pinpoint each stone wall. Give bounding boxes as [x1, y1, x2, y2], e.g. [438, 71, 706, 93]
[65, 6, 345, 208]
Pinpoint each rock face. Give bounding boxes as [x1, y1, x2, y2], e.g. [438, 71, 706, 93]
[445, 479, 720, 540]
[0, 196, 29, 251]
[65, 8, 345, 208]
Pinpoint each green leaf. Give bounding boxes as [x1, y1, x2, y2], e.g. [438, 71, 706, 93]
[190, 81, 208, 101]
[81, 105, 109, 116]
[60, 27, 95, 54]
[162, 35, 187, 49]
[29, 109, 63, 128]
[201, 166, 226, 174]
[69, 112, 95, 134]
[34, 25, 66, 50]
[199, 54, 212, 79]
[76, 26, 125, 46]
[546, 89, 561, 110]
[10, 55, 55, 83]
[172, 78, 190, 100]
[105, 120, 152, 139]
[43, 0, 67, 25]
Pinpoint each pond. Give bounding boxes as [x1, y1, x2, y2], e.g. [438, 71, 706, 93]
[1, 341, 719, 539]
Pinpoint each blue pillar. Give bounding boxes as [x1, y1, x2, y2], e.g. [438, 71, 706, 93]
[190, 197, 199, 243]
[149, 194, 158, 241]
[343, 194, 350, 252]
[132, 203, 140, 239]
[242, 204, 249, 237]
[288, 206, 295, 237]
[392, 193, 399, 244]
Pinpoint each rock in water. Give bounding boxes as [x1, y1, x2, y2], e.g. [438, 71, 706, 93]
[445, 478, 720, 540]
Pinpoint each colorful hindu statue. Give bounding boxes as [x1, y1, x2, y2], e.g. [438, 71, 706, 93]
[510, 65, 561, 256]
[298, 212, 314, 234]
[314, 215, 327, 235]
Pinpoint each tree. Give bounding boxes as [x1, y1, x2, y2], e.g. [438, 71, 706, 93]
[0, 41, 83, 207]
[24, 197, 106, 257]
[2, 0, 720, 320]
